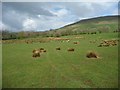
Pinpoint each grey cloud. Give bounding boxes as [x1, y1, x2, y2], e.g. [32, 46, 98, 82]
[2, 10, 26, 30]
[1, 2, 118, 32]
[0, 3, 2, 22]
[58, 2, 117, 18]
[3, 2, 55, 17]
[42, 2, 94, 17]
[2, 2, 57, 31]
[63, 2, 94, 17]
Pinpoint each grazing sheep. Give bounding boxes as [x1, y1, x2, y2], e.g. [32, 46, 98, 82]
[32, 47, 47, 58]
[32, 49, 37, 53]
[56, 47, 61, 50]
[32, 49, 41, 58]
[37, 48, 45, 53]
[73, 42, 79, 44]
[86, 51, 98, 58]
[39, 48, 44, 50]
[103, 43, 110, 47]
[98, 44, 102, 47]
[98, 39, 118, 47]
[32, 51, 40, 57]
[68, 48, 74, 52]
[33, 53, 40, 57]
[43, 50, 47, 52]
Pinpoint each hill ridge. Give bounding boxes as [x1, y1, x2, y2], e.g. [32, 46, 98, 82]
[58, 15, 119, 29]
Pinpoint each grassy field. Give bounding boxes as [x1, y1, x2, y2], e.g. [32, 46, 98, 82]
[0, 44, 2, 89]
[2, 33, 118, 88]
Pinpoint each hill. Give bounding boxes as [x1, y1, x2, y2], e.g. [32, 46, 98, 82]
[47, 15, 119, 37]
[2, 15, 119, 40]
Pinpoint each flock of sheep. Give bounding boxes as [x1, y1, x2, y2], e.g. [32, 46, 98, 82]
[32, 41, 99, 59]
[32, 47, 76, 58]
[32, 48, 46, 57]
[32, 41, 80, 58]
[32, 38, 119, 59]
[31, 35, 119, 59]
[98, 39, 119, 47]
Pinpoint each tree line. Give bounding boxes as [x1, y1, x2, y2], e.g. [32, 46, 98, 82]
[1, 27, 119, 40]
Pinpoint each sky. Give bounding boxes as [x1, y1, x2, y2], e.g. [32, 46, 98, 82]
[1, 1, 119, 32]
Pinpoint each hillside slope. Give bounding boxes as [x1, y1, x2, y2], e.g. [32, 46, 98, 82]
[48, 15, 119, 36]
[2, 15, 119, 40]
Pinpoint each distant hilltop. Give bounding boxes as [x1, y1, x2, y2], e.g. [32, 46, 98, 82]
[2, 15, 119, 40]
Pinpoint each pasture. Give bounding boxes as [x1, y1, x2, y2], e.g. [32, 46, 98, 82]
[2, 33, 118, 88]
[0, 44, 2, 89]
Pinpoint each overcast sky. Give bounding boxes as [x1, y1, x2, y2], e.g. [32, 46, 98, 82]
[1, 2, 119, 32]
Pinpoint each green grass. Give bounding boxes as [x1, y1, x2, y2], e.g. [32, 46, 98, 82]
[53, 16, 118, 37]
[2, 33, 118, 88]
[0, 44, 2, 89]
